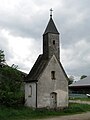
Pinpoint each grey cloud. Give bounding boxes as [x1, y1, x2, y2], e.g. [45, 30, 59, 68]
[61, 40, 90, 76]
[0, 7, 47, 40]
[0, 33, 14, 61]
[55, 0, 90, 48]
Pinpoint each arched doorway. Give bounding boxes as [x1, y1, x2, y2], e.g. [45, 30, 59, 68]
[50, 92, 57, 108]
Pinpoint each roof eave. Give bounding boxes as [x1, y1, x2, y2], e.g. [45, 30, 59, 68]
[24, 79, 38, 83]
[43, 32, 59, 36]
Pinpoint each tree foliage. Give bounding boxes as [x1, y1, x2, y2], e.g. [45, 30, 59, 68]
[80, 75, 87, 79]
[0, 66, 24, 106]
[0, 50, 5, 64]
[68, 76, 74, 85]
[0, 50, 25, 106]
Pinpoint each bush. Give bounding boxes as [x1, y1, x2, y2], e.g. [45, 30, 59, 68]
[0, 66, 24, 106]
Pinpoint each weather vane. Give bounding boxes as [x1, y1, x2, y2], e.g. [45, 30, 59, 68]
[50, 8, 53, 18]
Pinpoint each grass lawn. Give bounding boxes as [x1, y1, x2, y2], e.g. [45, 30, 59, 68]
[0, 103, 90, 120]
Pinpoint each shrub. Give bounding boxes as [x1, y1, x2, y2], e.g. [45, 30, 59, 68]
[0, 66, 24, 106]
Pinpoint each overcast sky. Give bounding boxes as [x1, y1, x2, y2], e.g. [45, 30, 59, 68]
[0, 0, 90, 80]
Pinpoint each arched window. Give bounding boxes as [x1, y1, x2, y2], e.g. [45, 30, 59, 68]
[28, 85, 32, 97]
[53, 40, 55, 45]
[51, 71, 55, 80]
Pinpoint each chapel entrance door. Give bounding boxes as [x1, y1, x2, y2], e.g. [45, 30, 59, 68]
[50, 92, 57, 109]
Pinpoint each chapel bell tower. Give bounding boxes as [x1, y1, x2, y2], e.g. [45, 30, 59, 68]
[43, 9, 60, 61]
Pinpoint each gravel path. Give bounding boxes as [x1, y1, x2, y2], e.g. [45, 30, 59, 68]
[37, 112, 90, 120]
[69, 100, 90, 105]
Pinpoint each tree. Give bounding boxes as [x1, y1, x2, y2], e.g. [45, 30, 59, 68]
[0, 50, 5, 64]
[11, 64, 18, 69]
[68, 75, 74, 85]
[0, 50, 25, 106]
[80, 75, 87, 80]
[0, 65, 24, 106]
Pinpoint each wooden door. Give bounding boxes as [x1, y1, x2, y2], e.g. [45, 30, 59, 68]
[50, 92, 57, 109]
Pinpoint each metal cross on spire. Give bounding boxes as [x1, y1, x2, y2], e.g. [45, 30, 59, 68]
[50, 8, 53, 18]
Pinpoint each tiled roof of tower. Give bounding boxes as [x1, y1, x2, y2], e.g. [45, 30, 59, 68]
[69, 76, 90, 87]
[43, 18, 59, 35]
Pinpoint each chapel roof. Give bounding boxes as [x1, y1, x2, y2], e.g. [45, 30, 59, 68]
[25, 54, 48, 82]
[43, 17, 59, 35]
[25, 55, 68, 82]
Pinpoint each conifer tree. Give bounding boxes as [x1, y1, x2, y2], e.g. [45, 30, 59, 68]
[0, 50, 5, 64]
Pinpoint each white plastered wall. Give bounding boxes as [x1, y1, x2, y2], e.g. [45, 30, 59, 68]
[25, 82, 36, 108]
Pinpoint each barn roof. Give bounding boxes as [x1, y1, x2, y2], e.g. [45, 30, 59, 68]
[69, 76, 90, 87]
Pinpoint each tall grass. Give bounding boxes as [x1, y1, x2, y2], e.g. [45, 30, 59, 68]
[0, 103, 90, 120]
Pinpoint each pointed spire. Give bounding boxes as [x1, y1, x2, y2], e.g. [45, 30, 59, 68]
[43, 9, 59, 35]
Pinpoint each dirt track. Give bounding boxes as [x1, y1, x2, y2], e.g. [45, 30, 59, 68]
[37, 112, 90, 120]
